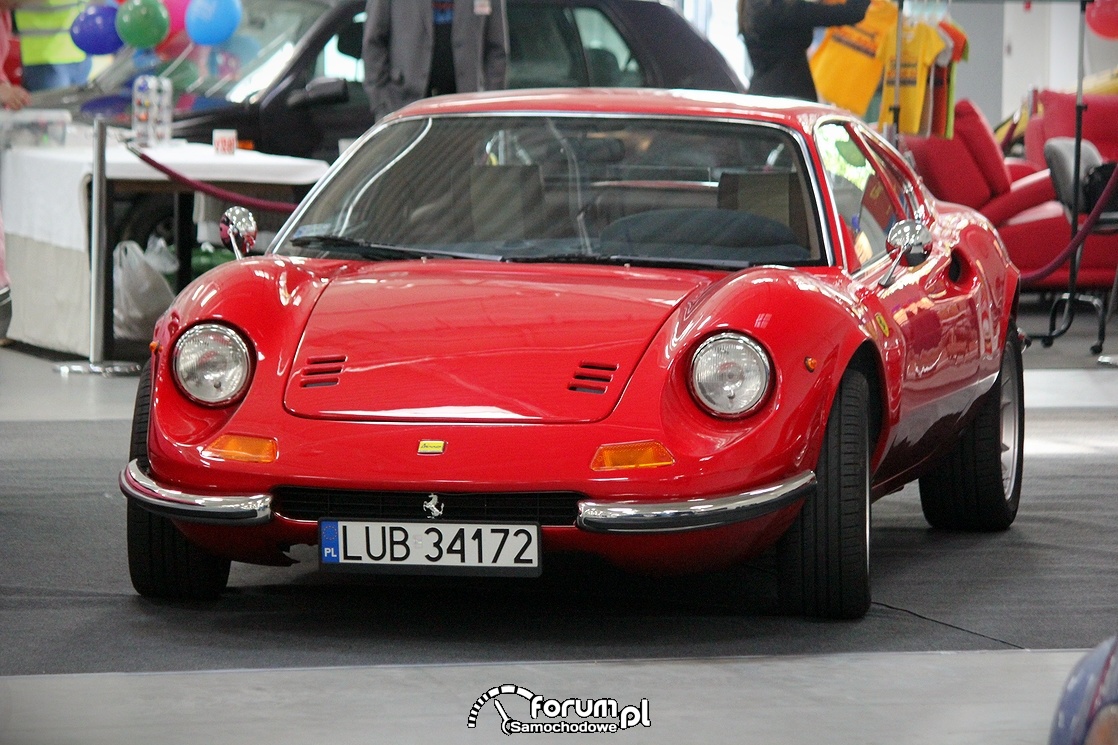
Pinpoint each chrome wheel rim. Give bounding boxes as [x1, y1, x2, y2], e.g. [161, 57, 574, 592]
[1000, 342, 1022, 501]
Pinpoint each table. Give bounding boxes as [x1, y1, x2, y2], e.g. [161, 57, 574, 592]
[0, 139, 329, 357]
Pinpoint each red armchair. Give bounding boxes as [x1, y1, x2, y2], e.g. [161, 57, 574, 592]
[903, 99, 1118, 291]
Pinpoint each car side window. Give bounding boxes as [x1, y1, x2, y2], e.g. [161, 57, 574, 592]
[314, 11, 365, 83]
[507, 5, 585, 87]
[310, 6, 645, 91]
[863, 136, 923, 222]
[571, 7, 643, 86]
[816, 122, 903, 269]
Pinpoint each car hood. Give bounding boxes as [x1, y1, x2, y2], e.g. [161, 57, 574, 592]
[283, 261, 712, 423]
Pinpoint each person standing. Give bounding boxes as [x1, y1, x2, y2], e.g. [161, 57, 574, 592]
[362, 0, 509, 122]
[0, 1, 32, 340]
[739, 0, 870, 101]
[0, 2, 31, 108]
[13, 0, 90, 92]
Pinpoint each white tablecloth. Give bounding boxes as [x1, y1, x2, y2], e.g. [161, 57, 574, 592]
[0, 139, 329, 355]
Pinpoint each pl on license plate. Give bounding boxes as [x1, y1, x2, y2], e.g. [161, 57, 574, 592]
[319, 520, 541, 577]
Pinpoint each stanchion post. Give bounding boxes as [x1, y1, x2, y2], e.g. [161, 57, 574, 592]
[89, 116, 108, 364]
[54, 117, 141, 377]
[1039, 0, 1090, 349]
[887, 0, 904, 146]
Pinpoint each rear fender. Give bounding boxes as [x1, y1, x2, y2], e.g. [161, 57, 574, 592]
[940, 207, 1022, 350]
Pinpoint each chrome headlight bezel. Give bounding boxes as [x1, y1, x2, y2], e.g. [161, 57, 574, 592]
[689, 332, 772, 418]
[172, 323, 252, 407]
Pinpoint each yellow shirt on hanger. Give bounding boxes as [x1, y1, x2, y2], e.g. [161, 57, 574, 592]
[877, 20, 947, 135]
[810, 0, 898, 117]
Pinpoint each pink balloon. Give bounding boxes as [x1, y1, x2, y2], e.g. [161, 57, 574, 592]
[1087, 0, 1118, 40]
[163, 0, 189, 35]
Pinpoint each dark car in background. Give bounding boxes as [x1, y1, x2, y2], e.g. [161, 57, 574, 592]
[32, 0, 742, 247]
[35, 0, 742, 163]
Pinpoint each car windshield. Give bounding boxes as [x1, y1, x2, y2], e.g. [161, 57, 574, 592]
[89, 0, 323, 105]
[275, 115, 825, 269]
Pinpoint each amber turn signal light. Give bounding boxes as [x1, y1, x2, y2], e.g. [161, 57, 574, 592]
[202, 434, 278, 463]
[590, 440, 675, 471]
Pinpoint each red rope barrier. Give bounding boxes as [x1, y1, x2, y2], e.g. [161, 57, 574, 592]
[125, 143, 299, 214]
[1019, 163, 1118, 283]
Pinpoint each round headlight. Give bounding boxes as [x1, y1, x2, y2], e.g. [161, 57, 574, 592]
[690, 332, 771, 417]
[173, 324, 251, 406]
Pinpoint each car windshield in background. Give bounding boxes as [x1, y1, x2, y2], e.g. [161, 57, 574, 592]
[91, 0, 322, 106]
[276, 116, 825, 270]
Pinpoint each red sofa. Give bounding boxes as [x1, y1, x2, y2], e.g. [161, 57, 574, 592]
[903, 99, 1118, 291]
[1024, 90, 1118, 169]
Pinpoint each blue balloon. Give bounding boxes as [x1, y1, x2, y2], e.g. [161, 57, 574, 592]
[184, 0, 242, 46]
[70, 5, 124, 56]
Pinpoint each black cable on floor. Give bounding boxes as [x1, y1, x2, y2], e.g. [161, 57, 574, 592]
[872, 601, 1027, 650]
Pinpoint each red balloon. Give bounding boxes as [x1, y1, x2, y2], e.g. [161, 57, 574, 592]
[1087, 0, 1118, 40]
[155, 28, 190, 58]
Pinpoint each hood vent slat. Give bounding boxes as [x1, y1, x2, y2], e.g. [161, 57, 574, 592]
[300, 355, 348, 388]
[568, 361, 619, 395]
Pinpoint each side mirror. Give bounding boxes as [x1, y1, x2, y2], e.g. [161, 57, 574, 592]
[880, 220, 933, 287]
[220, 206, 258, 259]
[888, 220, 933, 264]
[287, 77, 349, 109]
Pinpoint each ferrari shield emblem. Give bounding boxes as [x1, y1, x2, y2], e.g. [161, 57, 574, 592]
[874, 313, 891, 337]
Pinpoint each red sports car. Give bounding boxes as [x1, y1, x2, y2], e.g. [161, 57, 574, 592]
[120, 89, 1024, 619]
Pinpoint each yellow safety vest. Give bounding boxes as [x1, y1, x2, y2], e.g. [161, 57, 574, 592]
[15, 0, 86, 66]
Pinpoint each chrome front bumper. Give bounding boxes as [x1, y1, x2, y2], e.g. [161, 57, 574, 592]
[576, 471, 816, 533]
[121, 458, 814, 533]
[120, 459, 272, 525]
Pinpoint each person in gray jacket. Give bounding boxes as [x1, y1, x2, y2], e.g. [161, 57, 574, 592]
[362, 0, 509, 122]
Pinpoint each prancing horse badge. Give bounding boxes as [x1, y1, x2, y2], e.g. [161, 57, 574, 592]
[423, 494, 444, 519]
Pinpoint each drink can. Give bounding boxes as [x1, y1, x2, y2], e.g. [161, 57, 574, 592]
[132, 75, 174, 147]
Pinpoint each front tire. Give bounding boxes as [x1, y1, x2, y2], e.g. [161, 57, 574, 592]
[777, 368, 872, 619]
[126, 360, 231, 600]
[918, 328, 1024, 531]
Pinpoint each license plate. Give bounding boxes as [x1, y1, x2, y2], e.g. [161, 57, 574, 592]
[319, 520, 541, 577]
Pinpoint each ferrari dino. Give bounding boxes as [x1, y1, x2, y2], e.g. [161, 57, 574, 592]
[120, 89, 1024, 619]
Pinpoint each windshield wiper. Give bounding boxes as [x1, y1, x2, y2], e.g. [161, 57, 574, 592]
[504, 254, 750, 271]
[289, 235, 496, 261]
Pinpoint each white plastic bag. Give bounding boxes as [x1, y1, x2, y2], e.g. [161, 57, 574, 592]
[113, 240, 175, 341]
[144, 235, 179, 275]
